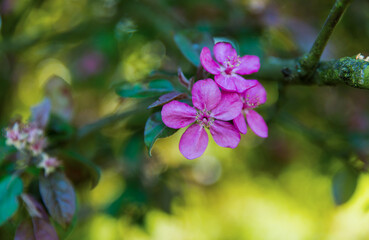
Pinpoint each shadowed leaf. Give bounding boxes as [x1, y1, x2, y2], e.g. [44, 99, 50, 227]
[21, 194, 49, 220]
[44, 76, 74, 122]
[62, 150, 101, 189]
[178, 68, 190, 88]
[31, 98, 51, 129]
[15, 218, 59, 240]
[148, 92, 187, 109]
[15, 220, 36, 240]
[32, 218, 59, 240]
[144, 112, 177, 156]
[39, 171, 76, 228]
[174, 33, 200, 66]
[0, 137, 16, 165]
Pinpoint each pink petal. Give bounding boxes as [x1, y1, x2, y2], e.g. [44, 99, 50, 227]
[209, 120, 240, 148]
[246, 109, 268, 138]
[161, 100, 197, 129]
[192, 79, 221, 111]
[234, 55, 260, 75]
[214, 74, 237, 92]
[179, 124, 208, 159]
[200, 47, 221, 75]
[213, 42, 238, 64]
[233, 113, 247, 134]
[232, 75, 259, 93]
[243, 82, 267, 108]
[211, 92, 243, 121]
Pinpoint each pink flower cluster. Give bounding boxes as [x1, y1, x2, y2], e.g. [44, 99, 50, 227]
[5, 122, 46, 156]
[4, 99, 61, 175]
[161, 42, 268, 159]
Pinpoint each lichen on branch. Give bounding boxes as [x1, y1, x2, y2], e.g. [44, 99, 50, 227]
[255, 57, 369, 90]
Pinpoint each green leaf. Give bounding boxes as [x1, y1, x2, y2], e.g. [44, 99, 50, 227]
[332, 167, 358, 205]
[174, 33, 201, 66]
[39, 171, 76, 228]
[148, 92, 187, 109]
[116, 79, 174, 98]
[46, 114, 75, 147]
[0, 175, 23, 226]
[144, 112, 177, 156]
[0, 137, 16, 165]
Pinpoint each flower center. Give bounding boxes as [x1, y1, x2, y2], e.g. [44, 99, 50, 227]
[224, 55, 241, 74]
[242, 93, 260, 109]
[196, 109, 214, 128]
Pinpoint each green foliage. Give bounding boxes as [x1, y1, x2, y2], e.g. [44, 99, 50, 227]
[144, 112, 177, 156]
[174, 33, 201, 66]
[47, 114, 75, 146]
[0, 137, 16, 165]
[116, 79, 174, 98]
[0, 175, 23, 226]
[62, 150, 101, 189]
[332, 167, 358, 205]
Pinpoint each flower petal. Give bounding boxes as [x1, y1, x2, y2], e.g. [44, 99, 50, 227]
[200, 47, 221, 75]
[243, 82, 267, 108]
[192, 79, 221, 111]
[211, 92, 242, 121]
[214, 74, 236, 92]
[179, 124, 208, 159]
[161, 100, 196, 129]
[233, 113, 247, 134]
[213, 42, 237, 64]
[210, 120, 240, 148]
[234, 55, 260, 75]
[246, 109, 268, 138]
[232, 75, 259, 93]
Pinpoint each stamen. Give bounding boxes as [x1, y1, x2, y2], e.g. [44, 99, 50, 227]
[196, 109, 215, 128]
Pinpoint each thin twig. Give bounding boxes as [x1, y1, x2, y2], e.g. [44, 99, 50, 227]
[300, 0, 353, 75]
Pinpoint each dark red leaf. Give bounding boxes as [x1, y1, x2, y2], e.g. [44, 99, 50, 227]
[147, 92, 187, 109]
[32, 218, 59, 240]
[178, 68, 189, 88]
[21, 194, 49, 220]
[39, 171, 76, 228]
[14, 219, 59, 240]
[31, 99, 51, 129]
[15, 220, 36, 240]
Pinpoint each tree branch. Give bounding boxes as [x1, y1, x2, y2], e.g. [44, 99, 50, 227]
[253, 0, 365, 90]
[299, 0, 353, 76]
[255, 56, 369, 90]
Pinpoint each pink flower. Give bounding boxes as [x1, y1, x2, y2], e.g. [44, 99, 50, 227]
[38, 154, 61, 176]
[161, 79, 243, 159]
[5, 123, 27, 149]
[5, 122, 46, 155]
[233, 82, 268, 138]
[200, 42, 260, 93]
[23, 123, 46, 156]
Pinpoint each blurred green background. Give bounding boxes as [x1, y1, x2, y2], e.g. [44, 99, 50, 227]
[2, 0, 369, 239]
